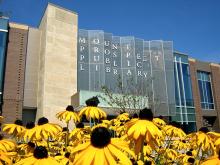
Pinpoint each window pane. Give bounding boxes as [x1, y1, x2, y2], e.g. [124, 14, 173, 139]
[198, 80, 205, 102]
[206, 81, 213, 103]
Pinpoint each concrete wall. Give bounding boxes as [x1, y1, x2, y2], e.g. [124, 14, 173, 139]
[36, 4, 78, 123]
[2, 23, 28, 123]
[23, 28, 41, 108]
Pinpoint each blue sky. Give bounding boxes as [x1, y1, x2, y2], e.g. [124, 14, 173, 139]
[0, 0, 219, 62]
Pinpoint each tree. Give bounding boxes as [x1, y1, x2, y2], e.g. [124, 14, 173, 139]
[98, 75, 157, 114]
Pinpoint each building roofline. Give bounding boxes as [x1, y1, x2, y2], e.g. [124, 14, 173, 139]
[174, 51, 189, 56]
[38, 2, 78, 28]
[9, 22, 28, 30]
[48, 3, 78, 15]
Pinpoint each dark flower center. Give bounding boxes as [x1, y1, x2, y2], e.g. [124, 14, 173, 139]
[34, 146, 48, 159]
[65, 152, 70, 158]
[28, 142, 35, 148]
[199, 127, 209, 133]
[62, 127, 69, 132]
[76, 122, 84, 128]
[86, 96, 100, 107]
[188, 158, 195, 163]
[26, 122, 35, 129]
[139, 108, 153, 121]
[0, 134, 3, 140]
[186, 151, 193, 156]
[14, 119, 23, 126]
[38, 117, 49, 125]
[66, 105, 74, 112]
[91, 127, 111, 148]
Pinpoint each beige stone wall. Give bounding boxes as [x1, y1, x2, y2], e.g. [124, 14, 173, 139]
[36, 4, 78, 124]
[23, 28, 41, 108]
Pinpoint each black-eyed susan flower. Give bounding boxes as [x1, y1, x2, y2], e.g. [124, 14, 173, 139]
[79, 96, 106, 121]
[163, 124, 186, 139]
[0, 151, 12, 164]
[3, 119, 25, 137]
[15, 146, 61, 165]
[0, 134, 16, 152]
[56, 105, 80, 123]
[201, 155, 220, 165]
[71, 127, 135, 165]
[116, 113, 130, 122]
[23, 117, 62, 141]
[125, 108, 162, 154]
[18, 142, 35, 156]
[153, 117, 166, 129]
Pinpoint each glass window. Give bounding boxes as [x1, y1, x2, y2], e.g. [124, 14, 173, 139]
[197, 71, 214, 110]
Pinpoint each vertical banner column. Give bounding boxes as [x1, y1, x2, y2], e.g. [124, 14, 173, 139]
[150, 41, 169, 116]
[111, 36, 122, 93]
[104, 33, 112, 90]
[88, 30, 105, 91]
[77, 29, 89, 90]
[163, 41, 176, 116]
[143, 41, 153, 102]
[120, 37, 136, 93]
[135, 38, 144, 95]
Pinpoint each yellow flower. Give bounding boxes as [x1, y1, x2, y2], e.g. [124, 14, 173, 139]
[160, 148, 178, 163]
[79, 96, 107, 120]
[56, 105, 80, 123]
[201, 155, 220, 165]
[116, 113, 130, 122]
[172, 140, 190, 150]
[163, 125, 186, 139]
[3, 120, 25, 137]
[79, 106, 106, 120]
[0, 135, 16, 152]
[18, 142, 35, 155]
[125, 118, 162, 154]
[194, 132, 214, 153]
[71, 127, 135, 165]
[0, 151, 12, 164]
[23, 117, 61, 141]
[153, 118, 166, 128]
[15, 146, 60, 165]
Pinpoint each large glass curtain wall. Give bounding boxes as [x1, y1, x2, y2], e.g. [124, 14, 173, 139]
[173, 53, 196, 132]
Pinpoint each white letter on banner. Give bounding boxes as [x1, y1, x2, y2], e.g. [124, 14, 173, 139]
[79, 38, 86, 43]
[106, 67, 111, 73]
[113, 69, 118, 75]
[95, 65, 99, 71]
[104, 49, 111, 55]
[94, 47, 99, 53]
[105, 58, 110, 64]
[104, 40, 110, 46]
[93, 39, 100, 44]
[126, 52, 131, 58]
[127, 60, 131, 67]
[112, 44, 118, 50]
[137, 62, 142, 68]
[113, 61, 117, 67]
[143, 72, 148, 78]
[113, 52, 117, 57]
[80, 64, 85, 71]
[80, 55, 85, 61]
[94, 56, 100, 62]
[137, 70, 142, 76]
[80, 46, 85, 52]
[127, 69, 132, 76]
[136, 53, 141, 60]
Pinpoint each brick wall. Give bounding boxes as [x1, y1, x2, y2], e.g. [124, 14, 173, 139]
[189, 59, 203, 130]
[210, 64, 220, 129]
[2, 25, 28, 124]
